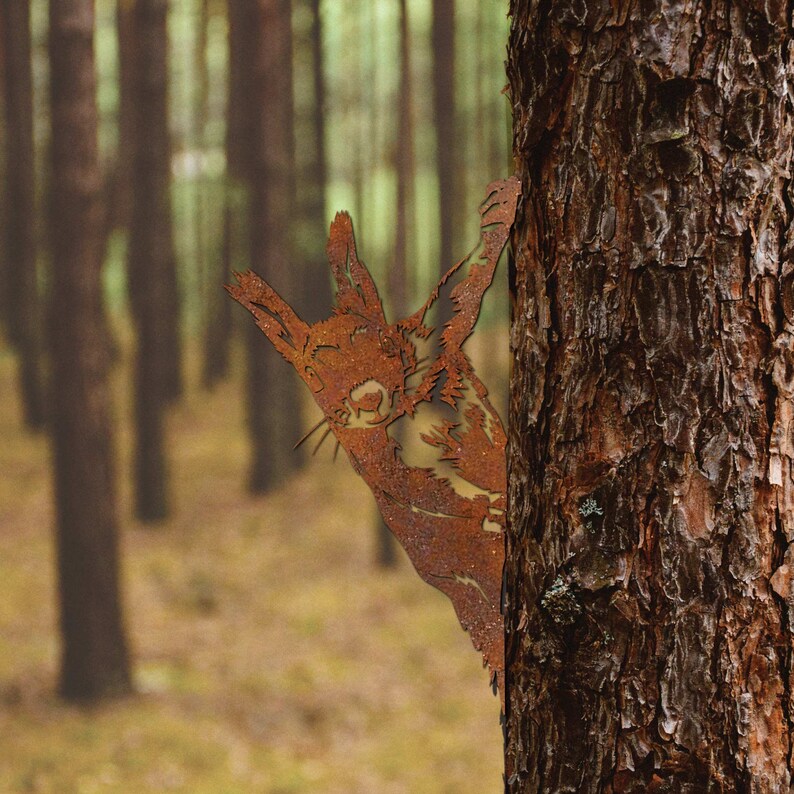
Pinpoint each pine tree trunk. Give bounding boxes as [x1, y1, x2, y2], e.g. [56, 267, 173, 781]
[2, 0, 45, 430]
[488, 2, 509, 188]
[194, 0, 210, 293]
[128, 0, 182, 407]
[202, 0, 255, 389]
[505, 0, 794, 790]
[431, 0, 456, 292]
[113, 0, 135, 232]
[280, 0, 305, 471]
[201, 197, 234, 388]
[291, 0, 333, 326]
[127, 0, 178, 520]
[351, 0, 366, 226]
[0, 7, 7, 336]
[392, 0, 414, 322]
[373, 0, 418, 571]
[245, 0, 303, 492]
[48, 0, 131, 702]
[198, 0, 225, 390]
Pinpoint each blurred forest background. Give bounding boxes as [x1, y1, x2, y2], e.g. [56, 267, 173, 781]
[0, 0, 510, 790]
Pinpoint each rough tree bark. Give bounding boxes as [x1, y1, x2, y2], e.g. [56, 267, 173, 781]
[48, 0, 131, 701]
[506, 0, 794, 792]
[505, 0, 794, 790]
[2, 0, 46, 430]
[128, 0, 180, 520]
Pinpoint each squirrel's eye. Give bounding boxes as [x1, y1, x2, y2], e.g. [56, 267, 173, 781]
[304, 366, 324, 393]
[380, 334, 398, 357]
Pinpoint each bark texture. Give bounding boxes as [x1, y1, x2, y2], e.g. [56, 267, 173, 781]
[2, 0, 45, 429]
[48, 0, 131, 701]
[505, 0, 794, 790]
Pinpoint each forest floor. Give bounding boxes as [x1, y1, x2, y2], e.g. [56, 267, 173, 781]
[0, 335, 504, 793]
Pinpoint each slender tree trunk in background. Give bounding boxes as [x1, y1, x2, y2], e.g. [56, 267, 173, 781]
[505, 0, 794, 789]
[129, 0, 182, 406]
[350, 0, 365, 226]
[202, 0, 254, 388]
[201, 194, 234, 388]
[128, 0, 178, 521]
[309, 0, 326, 232]
[374, 512, 398, 568]
[1, 0, 45, 430]
[431, 0, 455, 295]
[114, 0, 135, 232]
[226, 0, 256, 184]
[373, 0, 418, 570]
[245, 0, 303, 492]
[488, 3, 508, 188]
[0, 9, 7, 336]
[283, 0, 297, 212]
[391, 0, 414, 324]
[472, 0, 486, 203]
[291, 0, 333, 326]
[281, 0, 305, 471]
[366, 0, 379, 237]
[194, 0, 210, 327]
[48, 0, 131, 702]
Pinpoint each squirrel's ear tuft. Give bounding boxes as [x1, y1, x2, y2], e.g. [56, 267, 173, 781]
[401, 176, 521, 344]
[326, 212, 385, 323]
[226, 270, 309, 364]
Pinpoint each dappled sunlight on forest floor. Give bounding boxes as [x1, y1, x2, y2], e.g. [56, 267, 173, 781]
[0, 339, 504, 793]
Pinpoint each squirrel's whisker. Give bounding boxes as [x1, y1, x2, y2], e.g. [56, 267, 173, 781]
[293, 416, 329, 449]
[312, 426, 333, 456]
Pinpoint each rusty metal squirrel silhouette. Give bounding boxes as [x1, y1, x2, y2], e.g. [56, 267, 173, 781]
[227, 176, 520, 705]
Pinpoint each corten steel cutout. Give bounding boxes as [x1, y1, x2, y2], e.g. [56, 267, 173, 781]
[228, 177, 520, 705]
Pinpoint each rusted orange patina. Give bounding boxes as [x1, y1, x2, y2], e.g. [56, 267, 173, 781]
[228, 177, 520, 704]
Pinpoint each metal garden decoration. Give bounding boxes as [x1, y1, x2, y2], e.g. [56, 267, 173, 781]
[228, 176, 520, 705]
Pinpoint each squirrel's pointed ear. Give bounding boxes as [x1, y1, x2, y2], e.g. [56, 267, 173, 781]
[400, 176, 521, 340]
[326, 212, 385, 322]
[226, 271, 309, 364]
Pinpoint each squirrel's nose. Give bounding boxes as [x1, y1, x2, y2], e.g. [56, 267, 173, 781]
[348, 380, 389, 424]
[354, 390, 383, 413]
